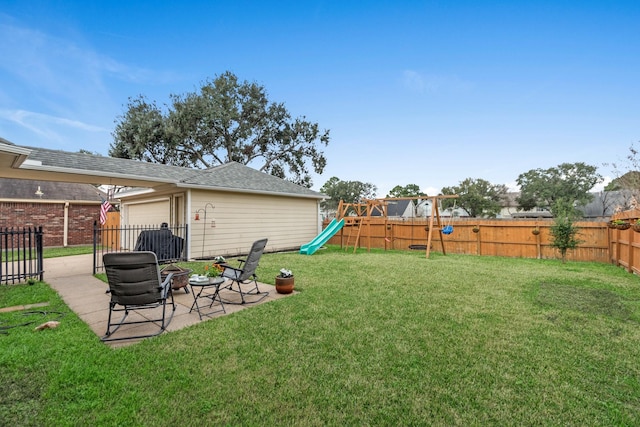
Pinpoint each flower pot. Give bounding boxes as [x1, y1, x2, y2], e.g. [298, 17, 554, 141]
[608, 221, 631, 230]
[632, 224, 640, 233]
[275, 276, 294, 294]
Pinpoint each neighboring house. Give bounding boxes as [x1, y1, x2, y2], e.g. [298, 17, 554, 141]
[371, 199, 415, 219]
[0, 140, 326, 259]
[580, 190, 634, 220]
[500, 191, 627, 220]
[0, 178, 105, 246]
[499, 192, 552, 219]
[415, 198, 469, 219]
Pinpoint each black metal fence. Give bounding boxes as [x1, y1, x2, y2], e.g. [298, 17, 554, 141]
[93, 222, 188, 274]
[0, 227, 44, 284]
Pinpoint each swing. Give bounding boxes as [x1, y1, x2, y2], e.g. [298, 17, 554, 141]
[441, 200, 456, 235]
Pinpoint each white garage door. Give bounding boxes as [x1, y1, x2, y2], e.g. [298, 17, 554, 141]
[127, 199, 171, 226]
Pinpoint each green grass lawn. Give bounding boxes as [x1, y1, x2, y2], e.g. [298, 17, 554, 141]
[1, 246, 640, 426]
[2, 245, 95, 263]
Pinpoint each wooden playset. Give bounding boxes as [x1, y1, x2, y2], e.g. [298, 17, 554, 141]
[334, 195, 458, 258]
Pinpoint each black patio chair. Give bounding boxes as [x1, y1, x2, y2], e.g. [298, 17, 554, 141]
[219, 238, 269, 304]
[101, 251, 176, 342]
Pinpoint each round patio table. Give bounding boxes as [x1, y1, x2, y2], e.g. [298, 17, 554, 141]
[188, 276, 226, 320]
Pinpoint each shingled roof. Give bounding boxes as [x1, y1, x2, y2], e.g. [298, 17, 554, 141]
[177, 162, 322, 196]
[2, 144, 324, 199]
[0, 178, 104, 201]
[24, 146, 196, 184]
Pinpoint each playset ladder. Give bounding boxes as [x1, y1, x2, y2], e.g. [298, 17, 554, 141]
[343, 217, 363, 253]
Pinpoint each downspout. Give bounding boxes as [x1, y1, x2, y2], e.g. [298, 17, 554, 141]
[63, 202, 69, 247]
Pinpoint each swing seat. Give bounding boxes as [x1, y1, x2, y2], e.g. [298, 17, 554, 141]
[442, 225, 454, 235]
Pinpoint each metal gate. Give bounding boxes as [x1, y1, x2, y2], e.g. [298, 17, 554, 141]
[93, 222, 188, 274]
[0, 226, 44, 284]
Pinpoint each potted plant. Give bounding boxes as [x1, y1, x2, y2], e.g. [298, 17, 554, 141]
[608, 219, 631, 230]
[532, 227, 540, 235]
[632, 219, 640, 233]
[204, 263, 224, 283]
[275, 268, 294, 294]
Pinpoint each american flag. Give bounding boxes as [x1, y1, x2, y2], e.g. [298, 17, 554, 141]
[100, 200, 112, 225]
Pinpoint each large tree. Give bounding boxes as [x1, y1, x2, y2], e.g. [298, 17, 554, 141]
[386, 184, 425, 198]
[319, 177, 377, 212]
[605, 171, 640, 191]
[605, 143, 640, 192]
[516, 162, 602, 217]
[440, 178, 507, 218]
[110, 71, 330, 187]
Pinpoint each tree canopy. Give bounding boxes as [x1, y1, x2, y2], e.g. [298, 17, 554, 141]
[605, 143, 640, 192]
[605, 171, 640, 192]
[110, 71, 330, 187]
[319, 177, 377, 211]
[516, 162, 602, 217]
[440, 178, 507, 218]
[386, 184, 425, 198]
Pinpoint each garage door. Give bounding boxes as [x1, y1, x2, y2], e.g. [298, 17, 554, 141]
[127, 199, 171, 226]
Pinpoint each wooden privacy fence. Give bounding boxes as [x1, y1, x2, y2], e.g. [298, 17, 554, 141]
[607, 209, 640, 274]
[323, 218, 611, 263]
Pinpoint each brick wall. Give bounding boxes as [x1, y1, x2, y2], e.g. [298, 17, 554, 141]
[0, 202, 99, 247]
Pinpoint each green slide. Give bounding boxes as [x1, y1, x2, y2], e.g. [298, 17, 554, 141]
[299, 218, 345, 255]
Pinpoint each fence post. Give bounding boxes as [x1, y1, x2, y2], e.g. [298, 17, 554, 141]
[93, 221, 98, 275]
[37, 226, 44, 281]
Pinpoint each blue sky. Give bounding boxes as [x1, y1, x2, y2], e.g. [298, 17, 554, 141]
[1, 1, 638, 196]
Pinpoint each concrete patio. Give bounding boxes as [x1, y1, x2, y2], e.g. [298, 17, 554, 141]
[43, 254, 291, 347]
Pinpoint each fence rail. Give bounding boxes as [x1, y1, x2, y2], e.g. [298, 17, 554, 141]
[0, 227, 44, 284]
[93, 222, 188, 274]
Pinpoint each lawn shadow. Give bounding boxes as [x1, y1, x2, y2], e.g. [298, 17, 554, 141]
[536, 282, 636, 322]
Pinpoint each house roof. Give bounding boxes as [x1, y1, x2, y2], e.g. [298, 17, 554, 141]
[370, 199, 413, 217]
[0, 178, 104, 202]
[580, 190, 635, 219]
[176, 162, 323, 197]
[0, 140, 325, 200]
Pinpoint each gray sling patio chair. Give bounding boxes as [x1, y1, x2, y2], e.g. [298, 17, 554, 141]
[102, 251, 176, 342]
[219, 238, 269, 304]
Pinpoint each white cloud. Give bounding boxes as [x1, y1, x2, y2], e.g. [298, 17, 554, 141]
[402, 70, 426, 92]
[506, 181, 520, 192]
[402, 70, 473, 94]
[0, 18, 164, 91]
[423, 186, 440, 196]
[591, 176, 612, 193]
[0, 15, 174, 149]
[0, 109, 109, 142]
